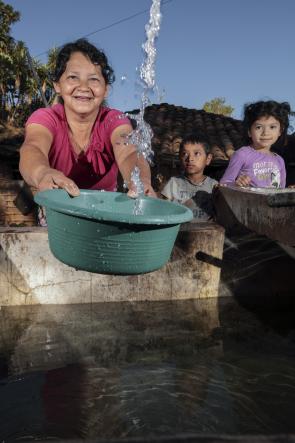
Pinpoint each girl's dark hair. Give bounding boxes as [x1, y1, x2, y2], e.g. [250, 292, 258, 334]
[179, 133, 211, 156]
[243, 100, 291, 145]
[52, 38, 115, 85]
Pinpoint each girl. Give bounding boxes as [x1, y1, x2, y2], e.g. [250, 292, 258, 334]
[220, 100, 291, 188]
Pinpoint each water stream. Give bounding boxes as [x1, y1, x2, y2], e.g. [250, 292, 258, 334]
[125, 0, 162, 210]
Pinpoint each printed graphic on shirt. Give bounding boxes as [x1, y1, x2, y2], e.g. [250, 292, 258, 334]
[162, 176, 217, 221]
[252, 161, 281, 186]
[178, 190, 195, 202]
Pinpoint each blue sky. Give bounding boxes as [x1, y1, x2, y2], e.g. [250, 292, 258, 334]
[6, 0, 295, 121]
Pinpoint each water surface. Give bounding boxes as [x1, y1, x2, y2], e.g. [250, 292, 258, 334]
[1, 296, 295, 441]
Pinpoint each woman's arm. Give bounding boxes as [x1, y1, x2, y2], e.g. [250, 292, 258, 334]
[19, 124, 80, 196]
[111, 124, 156, 197]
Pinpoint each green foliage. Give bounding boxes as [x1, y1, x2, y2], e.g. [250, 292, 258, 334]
[0, 0, 20, 46]
[0, 1, 56, 126]
[203, 97, 234, 116]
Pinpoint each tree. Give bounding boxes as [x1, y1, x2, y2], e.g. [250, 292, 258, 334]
[0, 0, 20, 47]
[0, 1, 20, 119]
[45, 47, 59, 103]
[0, 1, 56, 125]
[203, 97, 234, 117]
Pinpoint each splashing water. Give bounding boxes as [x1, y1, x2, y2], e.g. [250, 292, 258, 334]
[126, 0, 162, 204]
[127, 112, 154, 165]
[131, 167, 145, 215]
[131, 166, 145, 195]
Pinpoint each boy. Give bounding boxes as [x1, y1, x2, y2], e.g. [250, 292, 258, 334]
[161, 134, 218, 221]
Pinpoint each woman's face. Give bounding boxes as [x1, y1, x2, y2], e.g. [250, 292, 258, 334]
[53, 51, 109, 116]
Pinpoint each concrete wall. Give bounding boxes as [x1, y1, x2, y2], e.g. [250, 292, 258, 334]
[0, 223, 225, 306]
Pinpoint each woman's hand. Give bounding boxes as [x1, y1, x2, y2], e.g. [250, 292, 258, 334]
[143, 183, 157, 198]
[112, 124, 157, 198]
[235, 175, 251, 187]
[38, 169, 80, 197]
[127, 182, 157, 198]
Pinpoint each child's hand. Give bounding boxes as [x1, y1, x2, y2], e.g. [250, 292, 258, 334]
[235, 175, 251, 187]
[184, 198, 194, 209]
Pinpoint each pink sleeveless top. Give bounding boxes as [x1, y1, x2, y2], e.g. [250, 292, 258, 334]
[26, 104, 131, 190]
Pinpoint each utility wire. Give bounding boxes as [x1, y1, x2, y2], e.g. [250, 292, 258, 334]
[34, 0, 173, 60]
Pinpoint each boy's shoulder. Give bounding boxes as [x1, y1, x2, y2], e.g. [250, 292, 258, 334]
[204, 176, 218, 185]
[166, 175, 218, 191]
[165, 175, 186, 185]
[167, 174, 217, 184]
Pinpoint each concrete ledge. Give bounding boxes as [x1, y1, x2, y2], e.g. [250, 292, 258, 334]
[0, 223, 224, 306]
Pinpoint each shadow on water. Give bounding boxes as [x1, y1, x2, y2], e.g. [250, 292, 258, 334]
[213, 228, 295, 441]
[219, 229, 295, 327]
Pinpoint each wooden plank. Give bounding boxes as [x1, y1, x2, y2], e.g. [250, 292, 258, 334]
[215, 185, 295, 246]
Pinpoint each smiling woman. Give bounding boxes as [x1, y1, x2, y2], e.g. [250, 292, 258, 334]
[19, 38, 156, 199]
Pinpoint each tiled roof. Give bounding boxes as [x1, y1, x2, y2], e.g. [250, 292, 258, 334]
[129, 102, 245, 161]
[129, 103, 295, 187]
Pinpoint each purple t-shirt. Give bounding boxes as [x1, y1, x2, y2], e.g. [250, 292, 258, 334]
[220, 146, 286, 188]
[26, 104, 131, 191]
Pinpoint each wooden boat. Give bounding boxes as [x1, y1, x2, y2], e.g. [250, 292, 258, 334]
[214, 185, 295, 247]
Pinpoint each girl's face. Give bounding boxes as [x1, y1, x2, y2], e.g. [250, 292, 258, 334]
[249, 116, 282, 151]
[180, 142, 212, 176]
[54, 51, 109, 117]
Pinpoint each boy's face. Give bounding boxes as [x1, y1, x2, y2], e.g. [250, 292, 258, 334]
[179, 143, 212, 176]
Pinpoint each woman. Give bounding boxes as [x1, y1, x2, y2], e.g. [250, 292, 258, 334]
[19, 38, 155, 198]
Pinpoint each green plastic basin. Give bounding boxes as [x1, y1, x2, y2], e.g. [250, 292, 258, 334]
[34, 190, 193, 275]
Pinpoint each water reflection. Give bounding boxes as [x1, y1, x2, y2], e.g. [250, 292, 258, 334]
[0, 297, 295, 440]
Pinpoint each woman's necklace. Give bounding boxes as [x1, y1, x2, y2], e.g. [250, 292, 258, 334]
[69, 131, 91, 155]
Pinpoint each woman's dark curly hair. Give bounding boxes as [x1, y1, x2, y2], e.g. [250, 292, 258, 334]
[52, 38, 115, 85]
[243, 100, 291, 146]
